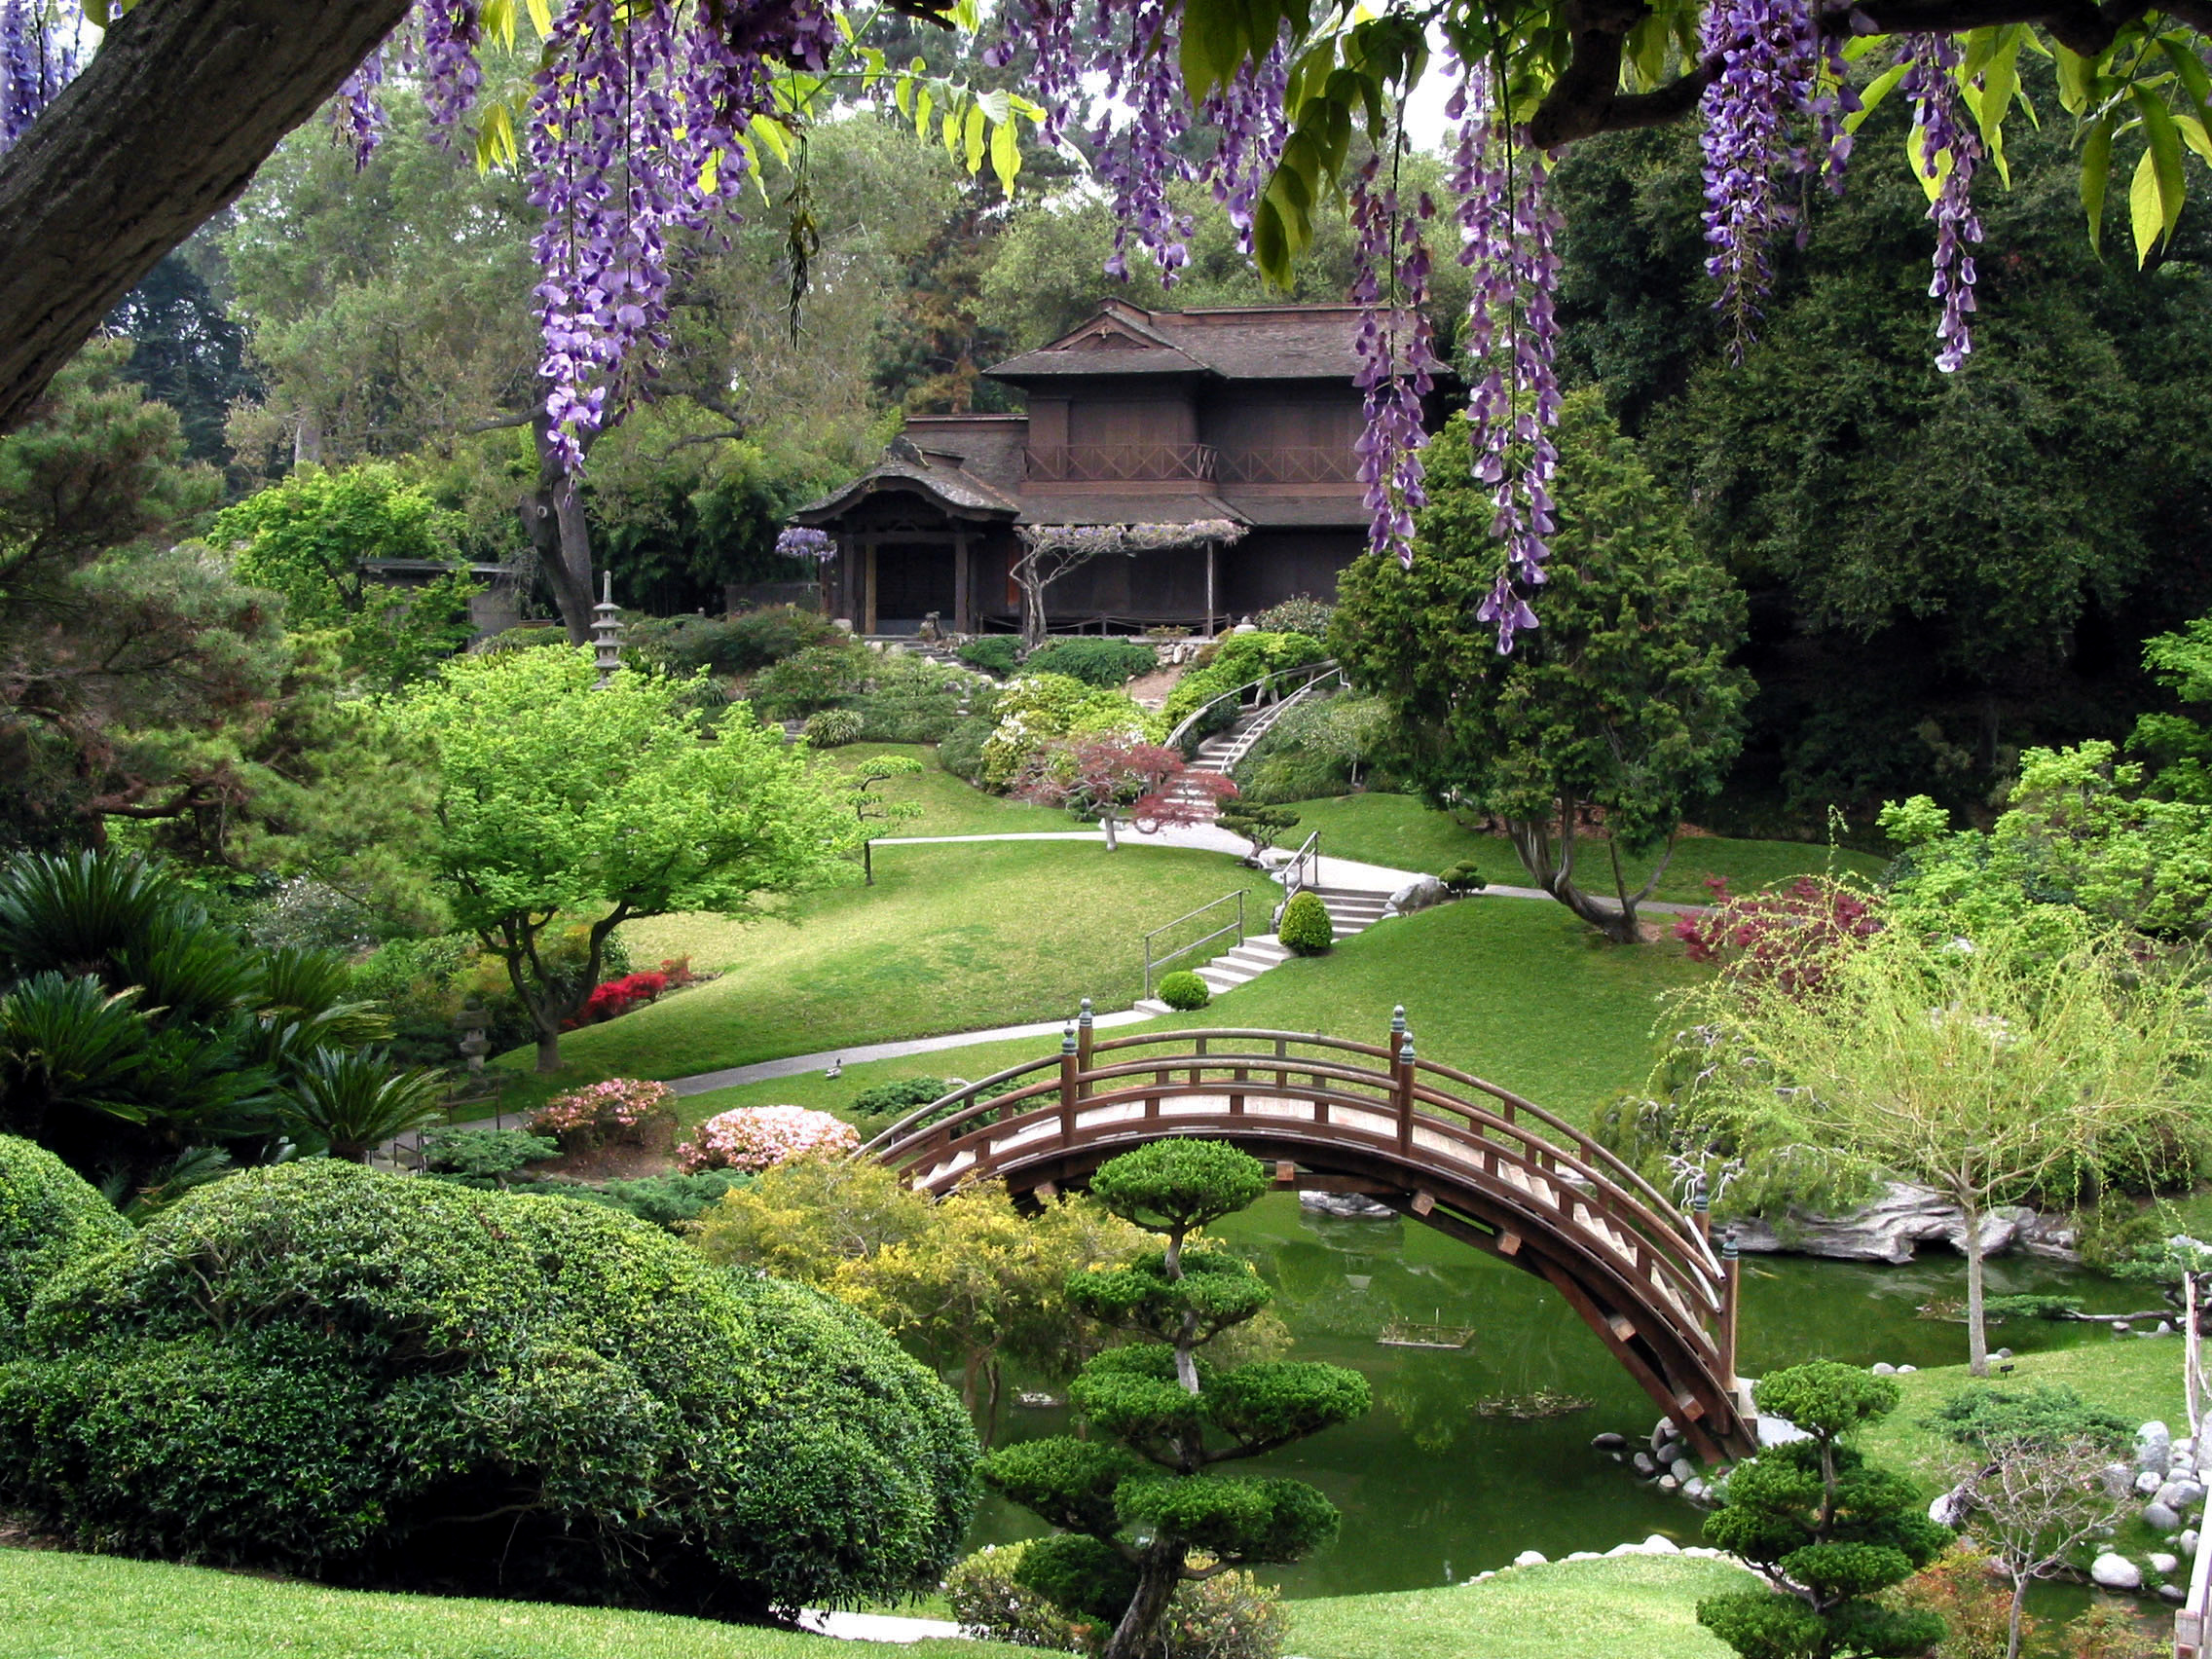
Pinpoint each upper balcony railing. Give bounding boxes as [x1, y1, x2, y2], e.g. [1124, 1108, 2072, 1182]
[1214, 446, 1360, 485]
[1024, 443, 1219, 483]
[1022, 443, 1364, 487]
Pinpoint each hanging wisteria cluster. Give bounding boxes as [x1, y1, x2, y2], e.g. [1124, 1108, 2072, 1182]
[0, 0, 2008, 647]
[1450, 55, 1563, 649]
[0, 0, 74, 152]
[1347, 153, 1441, 570]
[1899, 32, 1982, 372]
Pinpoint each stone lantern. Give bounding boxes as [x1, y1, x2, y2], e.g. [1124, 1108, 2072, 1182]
[592, 571, 624, 685]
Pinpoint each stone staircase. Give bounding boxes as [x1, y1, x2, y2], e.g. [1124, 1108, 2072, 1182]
[1132, 881, 1397, 1013]
[1161, 712, 1266, 822]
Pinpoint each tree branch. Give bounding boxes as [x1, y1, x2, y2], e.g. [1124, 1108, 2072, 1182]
[0, 0, 415, 433]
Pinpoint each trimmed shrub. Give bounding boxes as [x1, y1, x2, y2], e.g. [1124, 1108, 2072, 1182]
[0, 1161, 977, 1611]
[1157, 971, 1212, 1012]
[1277, 890, 1334, 955]
[852, 691, 964, 744]
[804, 707, 866, 747]
[627, 607, 836, 677]
[1439, 860, 1490, 894]
[558, 1169, 752, 1227]
[958, 637, 1022, 678]
[419, 1126, 558, 1184]
[938, 717, 995, 784]
[979, 675, 1159, 792]
[945, 1539, 1289, 1659]
[1023, 639, 1156, 689]
[678, 1106, 860, 1174]
[0, 1136, 128, 1346]
[528, 1077, 679, 1154]
[850, 1076, 949, 1137]
[1255, 595, 1335, 638]
[572, 970, 670, 1025]
[750, 639, 871, 719]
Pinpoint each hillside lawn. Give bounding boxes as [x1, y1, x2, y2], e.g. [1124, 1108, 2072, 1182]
[2, 1546, 1752, 1659]
[829, 745, 1071, 838]
[495, 840, 1264, 1107]
[1276, 793, 1888, 903]
[681, 892, 1707, 1130]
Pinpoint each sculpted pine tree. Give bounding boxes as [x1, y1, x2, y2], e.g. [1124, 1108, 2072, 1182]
[980, 1140, 1368, 1659]
[1334, 390, 1751, 942]
[1697, 1362, 1951, 1659]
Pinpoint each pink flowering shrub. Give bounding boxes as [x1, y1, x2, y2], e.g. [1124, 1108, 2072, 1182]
[529, 1078, 679, 1154]
[677, 1106, 859, 1175]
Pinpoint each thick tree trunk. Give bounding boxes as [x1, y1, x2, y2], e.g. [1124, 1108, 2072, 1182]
[535, 1029, 562, 1074]
[1505, 814, 1644, 944]
[525, 413, 597, 645]
[1098, 1538, 1185, 1659]
[0, 0, 414, 433]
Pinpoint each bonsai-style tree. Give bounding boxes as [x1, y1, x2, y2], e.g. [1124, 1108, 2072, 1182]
[1334, 391, 1751, 943]
[1218, 802, 1301, 865]
[842, 751, 925, 886]
[1011, 736, 1234, 851]
[1698, 1361, 1952, 1659]
[387, 646, 855, 1070]
[980, 1140, 1369, 1659]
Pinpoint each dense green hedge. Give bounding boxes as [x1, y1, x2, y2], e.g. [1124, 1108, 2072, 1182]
[0, 1161, 977, 1615]
[0, 1136, 127, 1347]
[1022, 639, 1157, 688]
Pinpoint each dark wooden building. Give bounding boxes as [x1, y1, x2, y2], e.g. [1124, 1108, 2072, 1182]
[790, 301, 1449, 635]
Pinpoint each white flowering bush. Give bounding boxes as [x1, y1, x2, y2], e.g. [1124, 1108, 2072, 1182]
[677, 1105, 860, 1174]
[979, 674, 1162, 792]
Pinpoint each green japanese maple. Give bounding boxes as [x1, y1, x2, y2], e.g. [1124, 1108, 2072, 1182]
[387, 646, 856, 1070]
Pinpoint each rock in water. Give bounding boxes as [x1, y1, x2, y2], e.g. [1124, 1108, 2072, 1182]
[1632, 1453, 1655, 1477]
[2091, 1553, 2143, 1590]
[1591, 1432, 1627, 1452]
[1723, 1181, 2078, 1264]
[1642, 1535, 1681, 1555]
[1299, 1191, 1398, 1221]
[1670, 1457, 1698, 1485]
[1512, 1550, 1548, 1567]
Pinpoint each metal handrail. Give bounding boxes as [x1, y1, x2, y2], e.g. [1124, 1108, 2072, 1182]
[1162, 659, 1340, 754]
[1281, 830, 1320, 902]
[1142, 889, 1247, 997]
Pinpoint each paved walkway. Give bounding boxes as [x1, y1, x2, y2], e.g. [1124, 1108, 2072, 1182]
[798, 1609, 965, 1643]
[669, 1007, 1159, 1097]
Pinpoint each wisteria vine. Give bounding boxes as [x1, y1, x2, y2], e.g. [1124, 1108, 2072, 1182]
[0, 0, 2009, 644]
[1451, 55, 1562, 650]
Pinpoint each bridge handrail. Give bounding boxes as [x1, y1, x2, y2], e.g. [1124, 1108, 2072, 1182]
[861, 1026, 1720, 1309]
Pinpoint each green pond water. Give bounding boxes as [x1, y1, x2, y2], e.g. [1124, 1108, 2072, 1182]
[970, 1193, 2158, 1602]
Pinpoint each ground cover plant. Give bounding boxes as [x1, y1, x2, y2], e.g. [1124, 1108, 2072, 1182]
[0, 1158, 977, 1617]
[508, 842, 1260, 1103]
[676, 894, 1708, 1130]
[1023, 639, 1158, 688]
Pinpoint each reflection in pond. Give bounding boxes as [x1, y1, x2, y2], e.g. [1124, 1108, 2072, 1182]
[968, 1193, 2151, 1600]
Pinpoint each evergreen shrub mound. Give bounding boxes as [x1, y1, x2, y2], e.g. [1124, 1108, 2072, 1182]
[1157, 971, 1212, 1012]
[628, 608, 836, 678]
[0, 1161, 977, 1615]
[957, 637, 1021, 678]
[0, 1135, 128, 1345]
[803, 707, 865, 747]
[937, 717, 995, 784]
[1277, 891, 1334, 955]
[1023, 639, 1157, 688]
[850, 1076, 949, 1137]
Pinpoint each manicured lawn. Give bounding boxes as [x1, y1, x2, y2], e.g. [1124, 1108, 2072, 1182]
[1280, 793, 1886, 902]
[0, 1548, 1021, 1658]
[683, 895, 1704, 1129]
[1286, 1555, 1754, 1659]
[497, 841, 1261, 1102]
[1857, 1337, 2186, 1492]
[830, 745, 1071, 838]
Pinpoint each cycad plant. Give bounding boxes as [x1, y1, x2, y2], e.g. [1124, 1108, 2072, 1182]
[280, 1049, 447, 1163]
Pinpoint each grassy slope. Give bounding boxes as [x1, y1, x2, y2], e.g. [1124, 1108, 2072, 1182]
[500, 841, 1262, 1098]
[684, 894, 1704, 1129]
[0, 1549, 1021, 1659]
[1285, 1557, 1753, 1659]
[830, 746, 1070, 838]
[4, 1546, 1751, 1659]
[1858, 1338, 2186, 1490]
[1281, 794, 1887, 902]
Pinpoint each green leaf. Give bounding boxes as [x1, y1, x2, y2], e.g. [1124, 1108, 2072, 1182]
[751, 114, 793, 168]
[1904, 120, 1945, 204]
[989, 115, 1020, 197]
[2131, 145, 2165, 266]
[962, 101, 987, 172]
[482, 0, 518, 49]
[2134, 86, 2189, 252]
[2054, 45, 2096, 115]
[2082, 113, 2115, 250]
[525, 0, 554, 36]
[1848, 63, 1910, 133]
[2176, 111, 2212, 166]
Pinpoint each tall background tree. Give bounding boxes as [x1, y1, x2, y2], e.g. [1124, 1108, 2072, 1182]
[1335, 390, 1751, 941]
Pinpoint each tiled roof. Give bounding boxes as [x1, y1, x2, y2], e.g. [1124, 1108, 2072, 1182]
[788, 445, 1020, 525]
[986, 303, 1370, 385]
[1014, 491, 1244, 528]
[1216, 493, 1371, 528]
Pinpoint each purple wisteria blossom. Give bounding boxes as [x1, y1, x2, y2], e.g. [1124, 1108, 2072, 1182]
[1202, 40, 1289, 253]
[1900, 33, 1982, 372]
[776, 526, 836, 561]
[1348, 155, 1441, 570]
[1452, 55, 1561, 652]
[1092, 0, 1198, 280]
[1697, 0, 1819, 352]
[330, 48, 388, 169]
[418, 0, 486, 133]
[2, 0, 78, 154]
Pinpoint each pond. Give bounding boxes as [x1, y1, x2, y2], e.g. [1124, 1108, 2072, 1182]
[969, 1194, 2160, 1601]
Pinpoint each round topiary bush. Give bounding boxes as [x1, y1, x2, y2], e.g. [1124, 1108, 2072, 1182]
[1277, 890, 1335, 955]
[0, 1135, 128, 1348]
[0, 1161, 976, 1614]
[1157, 970, 1211, 1012]
[803, 707, 865, 747]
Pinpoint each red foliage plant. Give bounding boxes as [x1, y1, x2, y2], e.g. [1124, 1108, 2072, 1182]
[1675, 875, 1883, 997]
[1013, 736, 1237, 830]
[574, 971, 669, 1025]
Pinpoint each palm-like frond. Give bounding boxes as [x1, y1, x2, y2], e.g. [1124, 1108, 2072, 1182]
[0, 971, 147, 1120]
[0, 850, 181, 979]
[280, 1049, 448, 1162]
[254, 946, 393, 1051]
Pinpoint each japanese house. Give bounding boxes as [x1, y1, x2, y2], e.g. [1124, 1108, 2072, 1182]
[788, 300, 1453, 635]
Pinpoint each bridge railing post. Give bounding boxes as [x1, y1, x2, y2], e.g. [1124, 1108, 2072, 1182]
[1059, 1021, 1079, 1141]
[1719, 1228, 1741, 1388]
[1076, 998, 1093, 1099]
[1394, 1023, 1416, 1156]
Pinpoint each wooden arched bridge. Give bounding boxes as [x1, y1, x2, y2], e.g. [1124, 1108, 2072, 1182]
[863, 1009, 1756, 1460]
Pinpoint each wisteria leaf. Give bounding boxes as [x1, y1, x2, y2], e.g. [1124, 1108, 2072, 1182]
[2130, 145, 2165, 266]
[1847, 62, 1909, 133]
[525, 0, 554, 37]
[2082, 113, 2114, 250]
[989, 114, 1020, 196]
[963, 101, 987, 171]
[2136, 86, 2189, 245]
